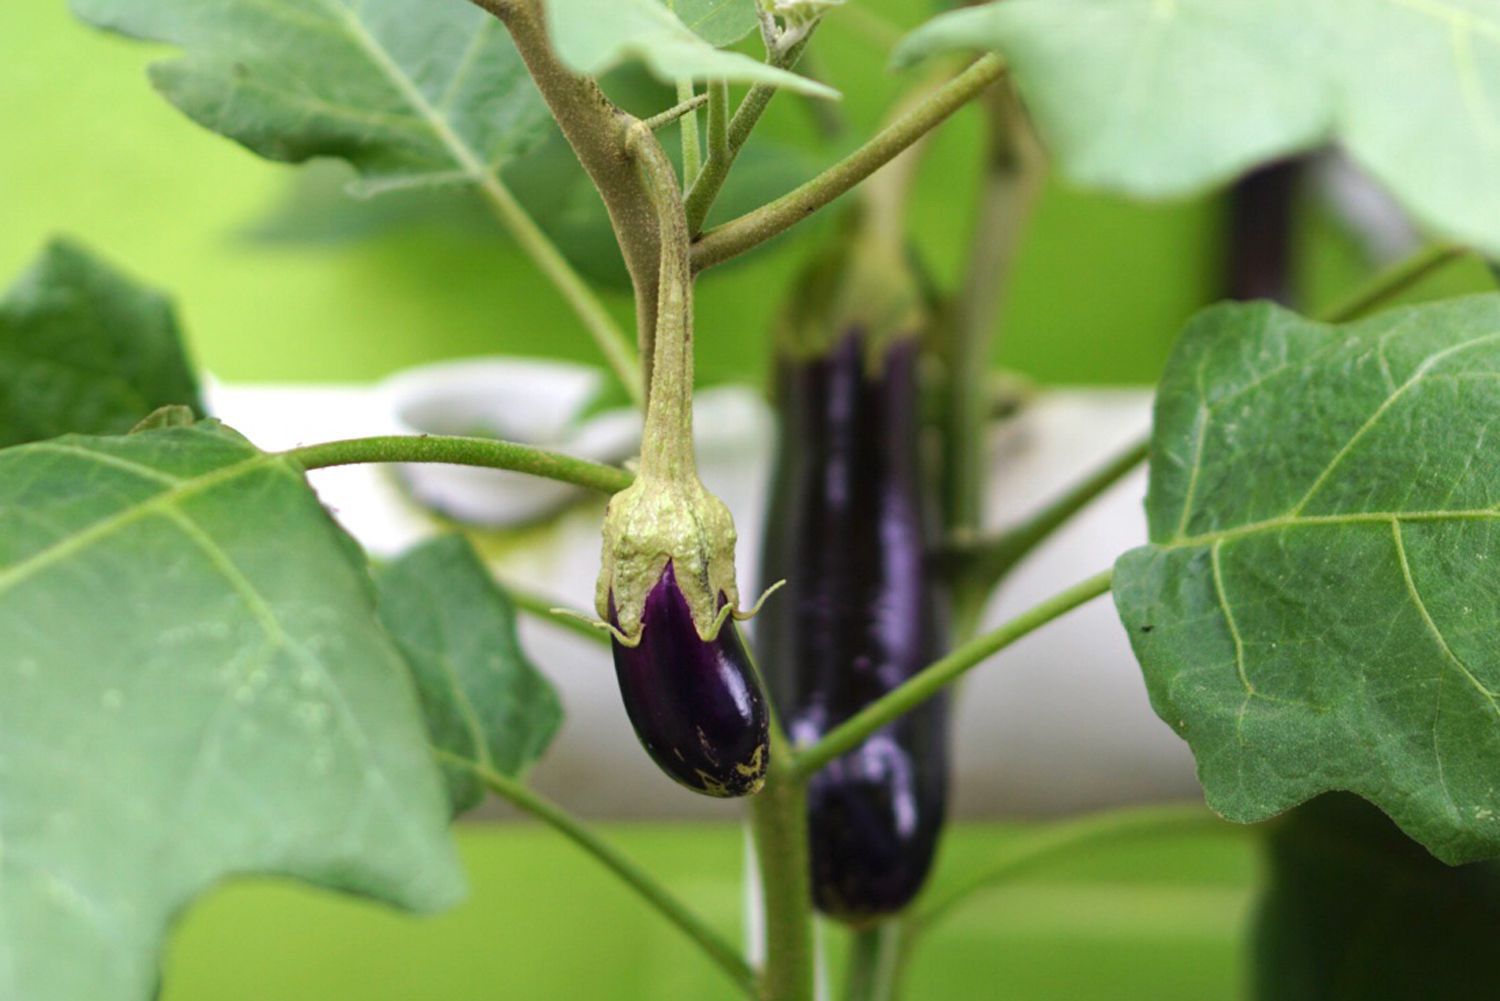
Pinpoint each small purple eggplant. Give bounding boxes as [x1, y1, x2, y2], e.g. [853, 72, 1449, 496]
[609, 562, 769, 797]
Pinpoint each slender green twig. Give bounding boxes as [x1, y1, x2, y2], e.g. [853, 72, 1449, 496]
[283, 434, 634, 493]
[953, 436, 1149, 606]
[472, 170, 644, 407]
[911, 803, 1230, 933]
[675, 81, 704, 184]
[790, 568, 1114, 780]
[684, 33, 816, 235]
[1319, 242, 1464, 323]
[692, 55, 1007, 271]
[440, 752, 757, 997]
[502, 583, 612, 646]
[640, 92, 711, 134]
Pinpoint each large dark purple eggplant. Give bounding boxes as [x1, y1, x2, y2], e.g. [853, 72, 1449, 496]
[610, 561, 769, 797]
[758, 331, 948, 923]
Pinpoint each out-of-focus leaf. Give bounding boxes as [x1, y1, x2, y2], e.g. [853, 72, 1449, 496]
[0, 420, 464, 1001]
[1115, 295, 1500, 863]
[897, 0, 1500, 257]
[0, 240, 201, 446]
[376, 535, 562, 813]
[72, 0, 550, 195]
[1254, 794, 1500, 1000]
[671, 0, 760, 46]
[547, 0, 836, 97]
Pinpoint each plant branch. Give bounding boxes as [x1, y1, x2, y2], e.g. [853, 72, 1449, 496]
[442, 752, 757, 997]
[475, 170, 643, 406]
[684, 34, 815, 235]
[952, 436, 1149, 604]
[640, 91, 710, 134]
[941, 81, 1043, 541]
[502, 583, 612, 646]
[789, 568, 1114, 781]
[677, 80, 704, 185]
[910, 803, 1229, 934]
[691, 54, 1007, 270]
[482, 0, 666, 380]
[282, 434, 634, 493]
[1320, 242, 1465, 323]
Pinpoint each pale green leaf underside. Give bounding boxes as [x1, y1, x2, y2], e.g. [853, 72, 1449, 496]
[376, 535, 562, 813]
[0, 422, 463, 1001]
[897, 0, 1500, 257]
[0, 239, 201, 448]
[1115, 295, 1500, 863]
[671, 0, 761, 47]
[548, 0, 837, 97]
[71, 0, 550, 194]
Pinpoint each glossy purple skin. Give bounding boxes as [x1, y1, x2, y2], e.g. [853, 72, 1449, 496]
[609, 562, 769, 797]
[758, 332, 948, 923]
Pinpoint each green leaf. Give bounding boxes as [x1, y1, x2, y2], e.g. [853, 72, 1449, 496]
[375, 535, 562, 814]
[71, 0, 551, 194]
[1253, 794, 1500, 999]
[1114, 294, 1500, 864]
[0, 240, 201, 447]
[547, 0, 837, 97]
[896, 0, 1500, 257]
[0, 421, 464, 1001]
[670, 0, 761, 47]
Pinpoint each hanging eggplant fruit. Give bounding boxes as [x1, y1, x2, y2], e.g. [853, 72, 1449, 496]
[758, 229, 950, 924]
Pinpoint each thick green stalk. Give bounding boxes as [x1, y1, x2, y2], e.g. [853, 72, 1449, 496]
[790, 569, 1114, 780]
[691, 55, 1006, 271]
[282, 434, 633, 493]
[749, 728, 816, 1001]
[444, 752, 757, 997]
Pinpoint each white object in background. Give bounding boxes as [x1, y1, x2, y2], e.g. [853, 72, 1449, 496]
[381, 358, 640, 525]
[211, 375, 1202, 819]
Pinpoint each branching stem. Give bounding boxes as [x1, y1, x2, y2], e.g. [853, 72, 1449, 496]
[443, 752, 758, 997]
[283, 434, 633, 493]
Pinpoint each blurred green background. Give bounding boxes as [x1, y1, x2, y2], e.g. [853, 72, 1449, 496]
[4, 1, 1495, 999]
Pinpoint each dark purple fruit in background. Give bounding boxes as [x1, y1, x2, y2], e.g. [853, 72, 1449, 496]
[610, 561, 769, 798]
[759, 332, 948, 924]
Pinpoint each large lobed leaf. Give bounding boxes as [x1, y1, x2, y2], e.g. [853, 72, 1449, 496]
[547, 0, 836, 97]
[1115, 295, 1500, 863]
[0, 240, 202, 448]
[376, 535, 562, 813]
[71, 0, 552, 194]
[897, 0, 1500, 257]
[0, 421, 463, 1001]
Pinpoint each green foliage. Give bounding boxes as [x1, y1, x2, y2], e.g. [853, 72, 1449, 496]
[1115, 295, 1500, 863]
[897, 0, 1500, 257]
[71, 0, 551, 194]
[0, 239, 200, 447]
[546, 0, 835, 96]
[1253, 794, 1500, 1000]
[0, 420, 463, 1001]
[671, 0, 761, 47]
[376, 535, 562, 813]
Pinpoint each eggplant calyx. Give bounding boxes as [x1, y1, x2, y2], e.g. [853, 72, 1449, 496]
[596, 473, 742, 644]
